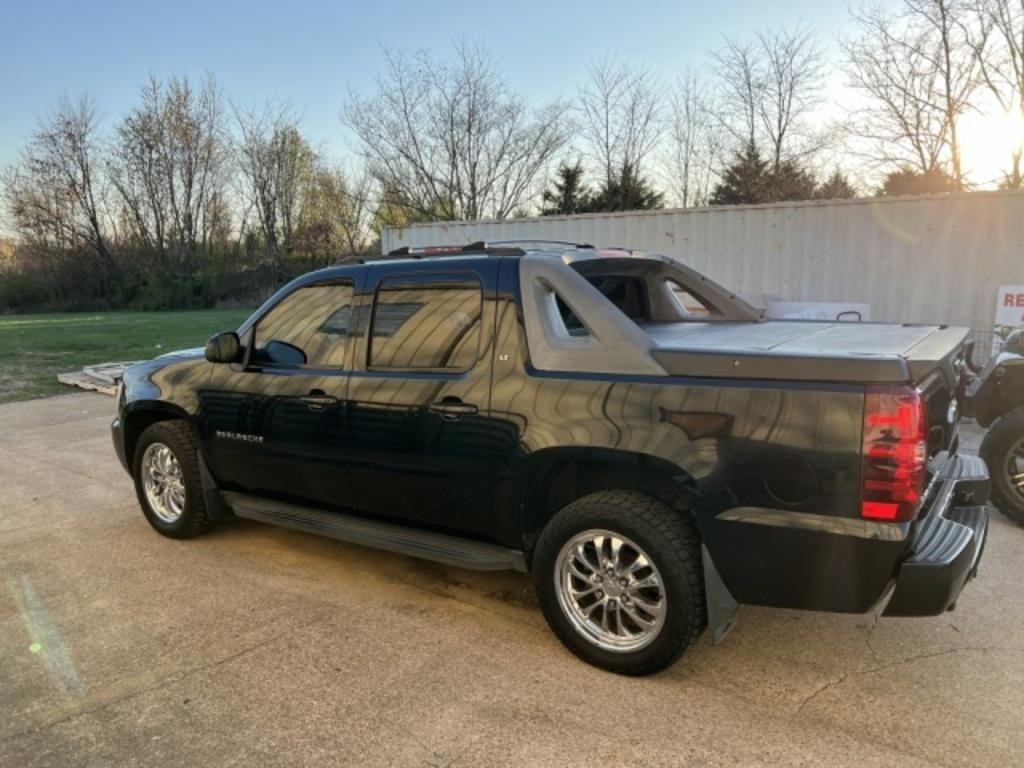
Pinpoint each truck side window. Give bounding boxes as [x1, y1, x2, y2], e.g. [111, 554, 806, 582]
[253, 282, 354, 369]
[556, 275, 650, 336]
[369, 275, 482, 370]
[665, 279, 712, 318]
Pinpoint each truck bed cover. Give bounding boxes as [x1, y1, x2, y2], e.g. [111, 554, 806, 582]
[646, 321, 970, 383]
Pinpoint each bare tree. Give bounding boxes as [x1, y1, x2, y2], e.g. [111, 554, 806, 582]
[4, 96, 113, 267]
[344, 44, 570, 221]
[712, 26, 827, 173]
[843, 1, 981, 188]
[578, 58, 663, 187]
[970, 0, 1024, 186]
[710, 39, 762, 150]
[666, 72, 721, 206]
[333, 163, 374, 256]
[235, 103, 316, 278]
[109, 75, 230, 270]
[913, 0, 982, 185]
[296, 161, 374, 266]
[756, 27, 827, 171]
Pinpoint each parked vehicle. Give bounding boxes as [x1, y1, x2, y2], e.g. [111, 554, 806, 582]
[112, 243, 991, 675]
[967, 328, 1024, 524]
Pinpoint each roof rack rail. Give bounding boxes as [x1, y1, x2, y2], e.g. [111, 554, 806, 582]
[486, 239, 595, 250]
[383, 242, 525, 258]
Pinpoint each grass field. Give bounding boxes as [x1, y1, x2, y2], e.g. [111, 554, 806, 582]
[0, 309, 251, 403]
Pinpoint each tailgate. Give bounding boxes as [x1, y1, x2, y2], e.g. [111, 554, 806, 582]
[906, 326, 971, 459]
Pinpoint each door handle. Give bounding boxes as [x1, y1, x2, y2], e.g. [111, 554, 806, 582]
[429, 399, 478, 420]
[300, 389, 337, 411]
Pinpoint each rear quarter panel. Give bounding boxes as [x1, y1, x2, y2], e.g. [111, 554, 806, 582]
[490, 292, 895, 611]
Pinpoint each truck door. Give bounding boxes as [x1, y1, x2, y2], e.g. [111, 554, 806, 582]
[198, 277, 357, 509]
[344, 260, 502, 539]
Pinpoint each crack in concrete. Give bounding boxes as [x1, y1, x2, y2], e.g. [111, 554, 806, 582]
[796, 672, 850, 714]
[795, 645, 1024, 715]
[858, 645, 1024, 676]
[791, 645, 1024, 768]
[864, 610, 880, 662]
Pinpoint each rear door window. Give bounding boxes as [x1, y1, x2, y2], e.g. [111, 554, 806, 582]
[368, 274, 482, 370]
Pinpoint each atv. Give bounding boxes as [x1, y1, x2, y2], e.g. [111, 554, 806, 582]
[967, 328, 1024, 525]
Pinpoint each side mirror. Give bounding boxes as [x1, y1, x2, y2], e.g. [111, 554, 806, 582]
[205, 331, 242, 364]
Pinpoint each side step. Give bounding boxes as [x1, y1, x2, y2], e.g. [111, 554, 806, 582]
[223, 492, 528, 572]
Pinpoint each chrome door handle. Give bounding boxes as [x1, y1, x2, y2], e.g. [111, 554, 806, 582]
[300, 391, 337, 411]
[428, 400, 478, 419]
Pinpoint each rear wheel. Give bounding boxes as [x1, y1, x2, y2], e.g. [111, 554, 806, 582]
[533, 490, 705, 676]
[981, 408, 1024, 526]
[132, 421, 215, 539]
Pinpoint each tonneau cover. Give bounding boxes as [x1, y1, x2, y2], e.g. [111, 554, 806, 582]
[646, 321, 970, 383]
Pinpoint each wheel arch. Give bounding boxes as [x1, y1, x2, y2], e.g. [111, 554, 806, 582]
[122, 401, 197, 467]
[516, 447, 700, 561]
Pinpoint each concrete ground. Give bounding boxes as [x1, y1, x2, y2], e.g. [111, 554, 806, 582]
[2, 392, 1022, 768]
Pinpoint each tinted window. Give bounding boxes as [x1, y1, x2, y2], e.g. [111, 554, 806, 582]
[369, 275, 482, 370]
[665, 279, 712, 318]
[254, 282, 354, 368]
[555, 275, 649, 336]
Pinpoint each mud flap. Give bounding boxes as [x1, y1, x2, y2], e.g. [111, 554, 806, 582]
[702, 544, 738, 645]
[197, 451, 231, 522]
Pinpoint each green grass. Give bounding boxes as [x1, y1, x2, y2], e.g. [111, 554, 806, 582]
[0, 309, 251, 403]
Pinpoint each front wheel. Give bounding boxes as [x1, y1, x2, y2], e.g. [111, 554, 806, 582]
[132, 420, 215, 539]
[980, 408, 1024, 526]
[532, 490, 705, 676]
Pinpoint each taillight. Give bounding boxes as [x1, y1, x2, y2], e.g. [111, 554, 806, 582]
[861, 385, 927, 522]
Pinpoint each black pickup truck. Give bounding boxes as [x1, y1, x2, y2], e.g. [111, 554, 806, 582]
[112, 242, 990, 675]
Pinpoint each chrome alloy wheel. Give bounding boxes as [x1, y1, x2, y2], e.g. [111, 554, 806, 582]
[554, 529, 667, 653]
[1008, 437, 1024, 500]
[142, 442, 186, 523]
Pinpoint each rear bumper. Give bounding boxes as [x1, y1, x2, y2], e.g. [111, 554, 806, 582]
[883, 454, 990, 616]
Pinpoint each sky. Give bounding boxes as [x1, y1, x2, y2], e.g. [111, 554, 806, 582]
[0, 0, 859, 173]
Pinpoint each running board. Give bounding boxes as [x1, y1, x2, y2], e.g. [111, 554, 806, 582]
[223, 492, 528, 572]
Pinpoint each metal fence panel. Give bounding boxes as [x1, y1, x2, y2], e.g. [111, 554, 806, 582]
[382, 191, 1024, 334]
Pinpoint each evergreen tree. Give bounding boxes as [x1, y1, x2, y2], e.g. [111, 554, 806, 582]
[541, 161, 594, 215]
[879, 167, 959, 197]
[710, 143, 771, 205]
[815, 169, 857, 199]
[770, 159, 819, 202]
[711, 143, 856, 205]
[590, 162, 663, 212]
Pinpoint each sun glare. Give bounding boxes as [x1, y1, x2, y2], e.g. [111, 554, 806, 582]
[960, 105, 1024, 186]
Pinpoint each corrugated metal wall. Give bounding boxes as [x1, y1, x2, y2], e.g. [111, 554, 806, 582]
[382, 191, 1024, 333]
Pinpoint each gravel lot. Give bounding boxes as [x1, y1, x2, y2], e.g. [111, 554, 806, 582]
[2, 392, 1022, 768]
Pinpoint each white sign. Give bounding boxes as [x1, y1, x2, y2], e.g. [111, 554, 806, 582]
[995, 285, 1024, 327]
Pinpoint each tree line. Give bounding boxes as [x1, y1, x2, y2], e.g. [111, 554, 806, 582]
[3, 0, 1023, 312]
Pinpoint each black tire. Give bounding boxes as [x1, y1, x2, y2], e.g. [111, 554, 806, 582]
[132, 420, 215, 539]
[980, 407, 1024, 526]
[532, 490, 705, 676]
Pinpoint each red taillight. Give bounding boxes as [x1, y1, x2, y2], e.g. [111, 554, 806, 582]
[861, 385, 927, 522]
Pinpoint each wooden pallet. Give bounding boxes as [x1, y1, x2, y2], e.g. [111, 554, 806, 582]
[56, 361, 142, 396]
